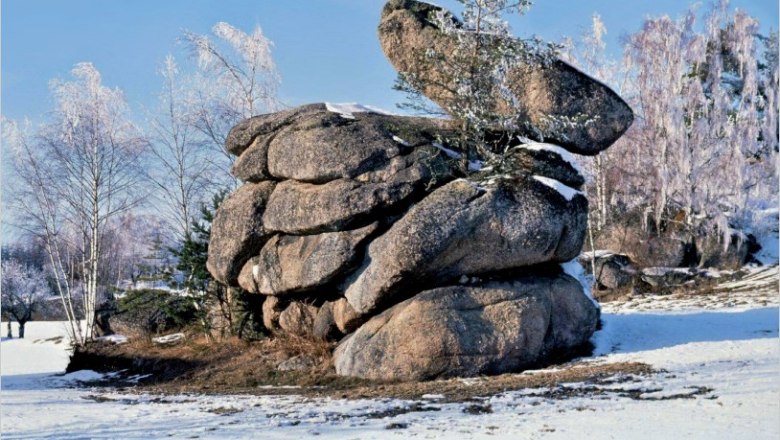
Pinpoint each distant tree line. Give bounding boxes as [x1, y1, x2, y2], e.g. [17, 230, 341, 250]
[562, 1, 777, 244]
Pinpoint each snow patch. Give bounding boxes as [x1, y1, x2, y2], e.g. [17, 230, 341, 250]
[561, 259, 599, 308]
[641, 267, 692, 276]
[532, 175, 583, 201]
[96, 334, 129, 344]
[467, 160, 483, 172]
[580, 249, 618, 260]
[324, 102, 393, 119]
[2, 307, 779, 439]
[755, 232, 779, 266]
[59, 370, 105, 382]
[432, 142, 462, 159]
[152, 333, 185, 345]
[391, 135, 410, 146]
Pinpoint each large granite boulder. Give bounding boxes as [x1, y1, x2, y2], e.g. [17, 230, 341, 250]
[225, 103, 324, 157]
[262, 174, 418, 234]
[378, 0, 633, 154]
[237, 223, 377, 295]
[230, 103, 455, 184]
[262, 296, 285, 331]
[345, 178, 587, 315]
[580, 252, 636, 290]
[334, 273, 599, 381]
[278, 301, 318, 336]
[206, 0, 635, 376]
[594, 222, 695, 268]
[695, 231, 754, 270]
[312, 301, 341, 341]
[207, 182, 276, 285]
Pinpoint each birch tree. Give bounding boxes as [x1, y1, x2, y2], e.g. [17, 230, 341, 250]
[146, 55, 213, 240]
[624, 1, 776, 237]
[181, 22, 281, 188]
[6, 63, 145, 344]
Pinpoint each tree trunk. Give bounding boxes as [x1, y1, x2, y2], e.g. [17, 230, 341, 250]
[7, 321, 13, 339]
[18, 322, 26, 339]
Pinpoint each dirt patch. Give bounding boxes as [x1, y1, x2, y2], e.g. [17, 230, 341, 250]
[69, 336, 655, 402]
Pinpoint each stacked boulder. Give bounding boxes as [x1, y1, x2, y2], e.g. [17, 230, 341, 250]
[206, 0, 633, 381]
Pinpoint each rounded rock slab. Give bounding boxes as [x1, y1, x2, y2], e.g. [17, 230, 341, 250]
[334, 272, 599, 381]
[206, 181, 276, 286]
[345, 177, 588, 316]
[229, 103, 456, 184]
[237, 223, 378, 295]
[261, 157, 436, 235]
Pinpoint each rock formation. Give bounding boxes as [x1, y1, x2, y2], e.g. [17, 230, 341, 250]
[377, 0, 633, 155]
[206, 0, 635, 381]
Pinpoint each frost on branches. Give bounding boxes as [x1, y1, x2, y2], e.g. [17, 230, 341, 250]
[182, 22, 281, 161]
[1, 261, 50, 338]
[5, 63, 145, 345]
[563, 1, 778, 246]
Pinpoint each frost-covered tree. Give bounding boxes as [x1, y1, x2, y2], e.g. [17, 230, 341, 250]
[1, 260, 50, 338]
[182, 22, 281, 186]
[146, 55, 215, 239]
[560, 14, 625, 230]
[623, 1, 777, 239]
[565, 1, 777, 250]
[100, 212, 172, 289]
[6, 63, 145, 344]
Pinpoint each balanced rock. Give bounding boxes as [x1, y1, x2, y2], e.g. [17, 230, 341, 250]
[378, 0, 633, 154]
[207, 182, 275, 285]
[334, 273, 599, 380]
[345, 177, 587, 315]
[237, 223, 377, 295]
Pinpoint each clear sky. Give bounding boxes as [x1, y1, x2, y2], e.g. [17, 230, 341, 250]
[2, 0, 778, 123]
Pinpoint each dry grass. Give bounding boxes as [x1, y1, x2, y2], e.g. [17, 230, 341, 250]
[73, 335, 654, 403]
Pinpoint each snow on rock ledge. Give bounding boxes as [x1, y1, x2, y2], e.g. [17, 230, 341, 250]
[533, 175, 584, 201]
[324, 102, 394, 119]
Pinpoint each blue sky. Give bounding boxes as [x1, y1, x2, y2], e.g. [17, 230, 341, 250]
[2, 0, 778, 123]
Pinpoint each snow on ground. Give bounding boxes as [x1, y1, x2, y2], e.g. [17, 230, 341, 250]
[756, 232, 779, 266]
[607, 264, 779, 313]
[2, 274, 779, 439]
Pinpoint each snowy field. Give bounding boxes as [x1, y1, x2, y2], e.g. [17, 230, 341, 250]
[2, 287, 779, 439]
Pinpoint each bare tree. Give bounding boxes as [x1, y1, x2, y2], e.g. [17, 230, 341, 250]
[181, 21, 282, 188]
[1, 260, 50, 338]
[146, 55, 213, 240]
[5, 63, 145, 344]
[564, 1, 777, 247]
